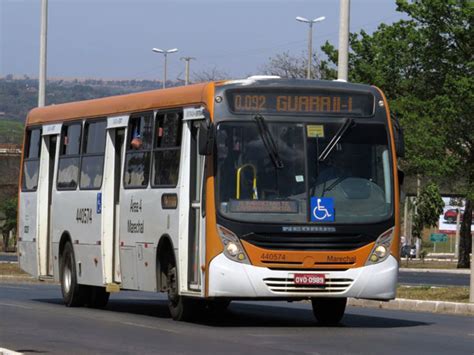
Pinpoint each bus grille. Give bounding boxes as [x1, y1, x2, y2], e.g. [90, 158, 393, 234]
[263, 277, 353, 294]
[241, 232, 372, 251]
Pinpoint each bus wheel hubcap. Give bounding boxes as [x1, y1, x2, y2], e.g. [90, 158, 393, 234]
[64, 260, 72, 293]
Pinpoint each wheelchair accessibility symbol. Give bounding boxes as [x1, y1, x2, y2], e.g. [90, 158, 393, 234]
[310, 197, 335, 222]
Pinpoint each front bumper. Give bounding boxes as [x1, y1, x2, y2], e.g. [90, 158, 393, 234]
[209, 253, 398, 300]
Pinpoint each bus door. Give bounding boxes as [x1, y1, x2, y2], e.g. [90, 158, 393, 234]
[37, 123, 61, 277]
[102, 115, 128, 290]
[181, 107, 207, 293]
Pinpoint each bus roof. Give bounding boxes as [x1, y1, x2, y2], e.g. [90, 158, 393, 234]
[26, 82, 214, 126]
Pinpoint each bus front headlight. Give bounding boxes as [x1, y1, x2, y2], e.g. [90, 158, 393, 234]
[366, 228, 394, 265]
[217, 224, 250, 264]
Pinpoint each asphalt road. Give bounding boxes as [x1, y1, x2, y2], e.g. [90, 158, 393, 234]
[0, 283, 472, 355]
[0, 253, 17, 262]
[398, 270, 470, 287]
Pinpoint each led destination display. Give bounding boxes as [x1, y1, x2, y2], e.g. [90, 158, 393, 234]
[227, 90, 374, 116]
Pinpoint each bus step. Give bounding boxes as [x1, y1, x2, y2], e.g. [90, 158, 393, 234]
[106, 283, 121, 293]
[39, 275, 54, 281]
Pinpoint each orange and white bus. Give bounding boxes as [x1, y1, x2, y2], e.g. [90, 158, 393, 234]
[18, 76, 403, 323]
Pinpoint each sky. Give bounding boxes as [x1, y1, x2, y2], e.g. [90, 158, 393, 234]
[0, 0, 406, 81]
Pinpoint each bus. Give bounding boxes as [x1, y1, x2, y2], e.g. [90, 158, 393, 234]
[18, 77, 403, 324]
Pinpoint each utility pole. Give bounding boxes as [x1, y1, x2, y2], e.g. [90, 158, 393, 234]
[38, 0, 48, 107]
[415, 176, 421, 258]
[152, 48, 178, 89]
[181, 57, 196, 85]
[470, 232, 473, 302]
[454, 208, 461, 259]
[296, 16, 325, 79]
[337, 0, 350, 81]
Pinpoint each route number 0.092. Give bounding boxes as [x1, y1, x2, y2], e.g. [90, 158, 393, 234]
[234, 95, 266, 111]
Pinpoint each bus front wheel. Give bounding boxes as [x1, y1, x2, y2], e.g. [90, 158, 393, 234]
[311, 297, 347, 325]
[60, 242, 87, 307]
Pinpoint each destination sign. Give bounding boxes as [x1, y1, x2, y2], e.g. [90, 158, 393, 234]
[229, 199, 298, 213]
[227, 89, 374, 116]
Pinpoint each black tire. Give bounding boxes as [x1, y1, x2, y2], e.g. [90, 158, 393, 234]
[166, 260, 201, 321]
[86, 286, 110, 309]
[311, 297, 347, 325]
[204, 299, 231, 314]
[60, 242, 87, 307]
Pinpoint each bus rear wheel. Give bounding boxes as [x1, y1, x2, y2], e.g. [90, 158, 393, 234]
[166, 262, 200, 321]
[60, 242, 87, 307]
[311, 297, 347, 325]
[86, 286, 110, 309]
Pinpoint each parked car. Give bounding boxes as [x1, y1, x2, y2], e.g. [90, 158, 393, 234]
[401, 245, 416, 259]
[443, 208, 474, 224]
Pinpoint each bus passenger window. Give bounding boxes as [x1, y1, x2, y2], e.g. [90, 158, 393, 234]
[152, 111, 182, 187]
[57, 123, 82, 190]
[80, 120, 106, 190]
[124, 113, 153, 188]
[22, 128, 42, 191]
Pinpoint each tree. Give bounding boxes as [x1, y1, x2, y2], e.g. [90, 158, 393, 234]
[260, 51, 336, 80]
[192, 67, 229, 83]
[0, 197, 17, 252]
[322, 0, 473, 267]
[412, 183, 445, 240]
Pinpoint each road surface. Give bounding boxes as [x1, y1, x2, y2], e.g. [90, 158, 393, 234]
[398, 270, 469, 287]
[0, 283, 472, 354]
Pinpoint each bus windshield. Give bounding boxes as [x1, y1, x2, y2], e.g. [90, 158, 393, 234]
[216, 120, 392, 224]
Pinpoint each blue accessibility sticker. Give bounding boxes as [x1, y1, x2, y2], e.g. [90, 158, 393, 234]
[97, 192, 102, 214]
[310, 197, 334, 222]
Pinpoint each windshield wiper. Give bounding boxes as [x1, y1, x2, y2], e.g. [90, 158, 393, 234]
[318, 117, 354, 162]
[254, 114, 284, 169]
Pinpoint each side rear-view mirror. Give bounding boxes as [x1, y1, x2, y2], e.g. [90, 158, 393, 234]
[198, 119, 215, 156]
[391, 114, 405, 158]
[398, 169, 405, 186]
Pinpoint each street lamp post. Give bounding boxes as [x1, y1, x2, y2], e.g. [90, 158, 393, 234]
[152, 48, 178, 89]
[38, 0, 48, 107]
[296, 16, 325, 79]
[180, 57, 196, 86]
[338, 0, 351, 81]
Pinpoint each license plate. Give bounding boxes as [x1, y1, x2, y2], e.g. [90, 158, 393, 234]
[294, 273, 325, 285]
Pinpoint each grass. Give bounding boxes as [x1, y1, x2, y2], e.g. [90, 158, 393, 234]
[399, 260, 458, 269]
[0, 119, 24, 144]
[0, 262, 28, 276]
[397, 285, 470, 303]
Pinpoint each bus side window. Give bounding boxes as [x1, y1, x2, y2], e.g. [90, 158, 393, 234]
[124, 112, 153, 188]
[80, 119, 106, 190]
[57, 122, 82, 190]
[22, 127, 42, 191]
[152, 111, 182, 187]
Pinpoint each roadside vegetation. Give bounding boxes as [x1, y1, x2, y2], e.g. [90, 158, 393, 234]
[0, 119, 23, 144]
[0, 262, 27, 276]
[397, 285, 469, 303]
[399, 260, 458, 270]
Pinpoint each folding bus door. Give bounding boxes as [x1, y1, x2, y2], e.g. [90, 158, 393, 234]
[101, 116, 128, 290]
[37, 123, 60, 277]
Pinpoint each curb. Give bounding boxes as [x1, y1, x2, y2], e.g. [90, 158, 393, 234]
[400, 268, 470, 275]
[348, 298, 474, 316]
